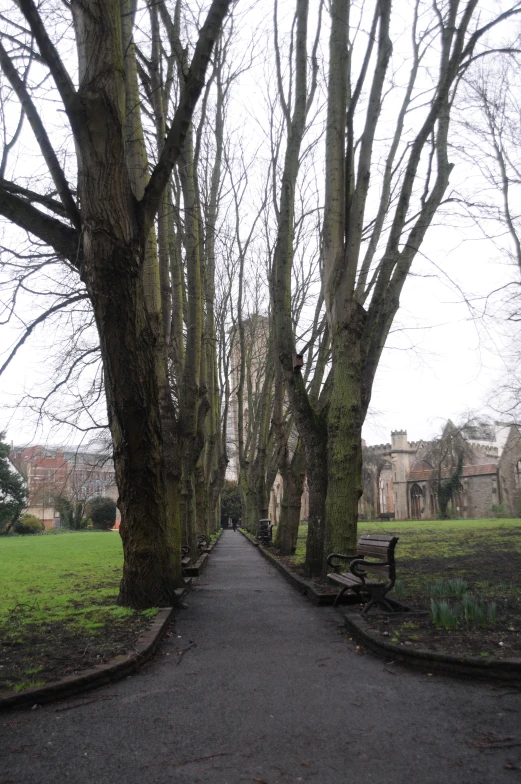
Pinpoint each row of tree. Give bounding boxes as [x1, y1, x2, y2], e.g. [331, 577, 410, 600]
[0, 0, 520, 605]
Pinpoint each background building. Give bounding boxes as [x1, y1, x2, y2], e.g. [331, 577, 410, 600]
[360, 423, 521, 520]
[10, 445, 118, 529]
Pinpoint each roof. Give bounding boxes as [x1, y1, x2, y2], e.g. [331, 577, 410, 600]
[408, 464, 497, 482]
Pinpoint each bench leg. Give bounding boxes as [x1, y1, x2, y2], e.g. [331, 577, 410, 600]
[361, 595, 395, 614]
[333, 586, 348, 607]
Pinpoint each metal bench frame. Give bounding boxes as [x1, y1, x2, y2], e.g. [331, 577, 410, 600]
[327, 534, 399, 613]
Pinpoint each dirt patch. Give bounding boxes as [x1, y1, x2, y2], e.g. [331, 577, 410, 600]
[0, 614, 155, 693]
[349, 599, 521, 660]
[272, 545, 521, 660]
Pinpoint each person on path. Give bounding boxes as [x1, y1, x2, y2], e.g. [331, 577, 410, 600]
[232, 518, 237, 532]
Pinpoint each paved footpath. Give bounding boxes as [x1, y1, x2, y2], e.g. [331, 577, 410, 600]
[1, 530, 520, 784]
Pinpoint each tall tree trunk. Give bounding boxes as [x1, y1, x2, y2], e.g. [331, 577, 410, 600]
[121, 0, 183, 589]
[178, 131, 205, 557]
[323, 306, 365, 563]
[86, 238, 179, 607]
[275, 441, 305, 555]
[270, 0, 328, 575]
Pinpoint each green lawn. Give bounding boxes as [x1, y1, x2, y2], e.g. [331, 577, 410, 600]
[0, 531, 137, 634]
[287, 518, 521, 602]
[290, 518, 521, 568]
[0, 531, 159, 691]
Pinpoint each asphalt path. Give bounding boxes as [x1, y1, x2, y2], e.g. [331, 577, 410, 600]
[1, 529, 520, 783]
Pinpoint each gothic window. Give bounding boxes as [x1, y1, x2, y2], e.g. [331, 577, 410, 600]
[515, 459, 521, 489]
[379, 478, 386, 513]
[452, 486, 464, 515]
[411, 483, 423, 519]
[430, 490, 438, 516]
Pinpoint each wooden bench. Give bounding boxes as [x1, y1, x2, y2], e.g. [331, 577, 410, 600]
[326, 534, 399, 612]
[197, 534, 210, 554]
[181, 545, 191, 569]
[257, 519, 273, 547]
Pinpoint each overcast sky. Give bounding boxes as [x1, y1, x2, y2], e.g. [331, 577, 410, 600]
[0, 0, 519, 450]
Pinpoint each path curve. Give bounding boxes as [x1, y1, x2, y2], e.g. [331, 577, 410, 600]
[2, 530, 520, 783]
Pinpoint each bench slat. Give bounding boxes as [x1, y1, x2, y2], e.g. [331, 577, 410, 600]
[359, 534, 396, 541]
[352, 562, 390, 577]
[327, 573, 379, 588]
[357, 546, 392, 559]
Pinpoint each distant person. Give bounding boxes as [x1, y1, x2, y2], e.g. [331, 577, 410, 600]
[232, 517, 237, 532]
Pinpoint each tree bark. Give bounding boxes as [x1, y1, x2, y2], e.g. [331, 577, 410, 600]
[323, 305, 366, 563]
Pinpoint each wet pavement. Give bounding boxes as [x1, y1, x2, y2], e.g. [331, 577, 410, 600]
[1, 529, 520, 783]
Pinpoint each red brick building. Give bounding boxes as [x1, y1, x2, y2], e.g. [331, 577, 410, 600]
[10, 446, 118, 529]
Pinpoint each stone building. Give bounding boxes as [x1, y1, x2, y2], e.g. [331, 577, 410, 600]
[360, 423, 521, 520]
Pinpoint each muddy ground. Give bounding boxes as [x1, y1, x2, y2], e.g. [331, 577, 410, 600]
[0, 612, 154, 693]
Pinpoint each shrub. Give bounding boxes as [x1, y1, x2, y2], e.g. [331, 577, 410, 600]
[488, 502, 510, 519]
[85, 497, 117, 530]
[13, 514, 44, 535]
[426, 578, 467, 599]
[430, 599, 460, 630]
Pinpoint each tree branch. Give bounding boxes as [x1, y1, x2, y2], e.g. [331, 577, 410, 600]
[0, 38, 80, 229]
[0, 179, 70, 218]
[0, 185, 80, 263]
[140, 0, 232, 232]
[18, 0, 79, 131]
[0, 293, 89, 376]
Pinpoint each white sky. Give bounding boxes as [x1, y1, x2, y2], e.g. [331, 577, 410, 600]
[364, 220, 517, 445]
[0, 0, 519, 450]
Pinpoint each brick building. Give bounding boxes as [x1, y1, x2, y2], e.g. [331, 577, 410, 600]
[10, 445, 119, 529]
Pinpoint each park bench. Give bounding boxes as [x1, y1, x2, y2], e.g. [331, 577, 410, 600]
[197, 534, 210, 553]
[257, 519, 273, 547]
[326, 534, 399, 613]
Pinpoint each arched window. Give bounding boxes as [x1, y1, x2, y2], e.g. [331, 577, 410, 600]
[379, 477, 386, 513]
[411, 483, 423, 519]
[430, 490, 438, 516]
[452, 485, 464, 516]
[515, 459, 521, 489]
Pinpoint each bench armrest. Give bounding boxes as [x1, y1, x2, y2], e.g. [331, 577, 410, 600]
[326, 553, 355, 571]
[350, 557, 390, 583]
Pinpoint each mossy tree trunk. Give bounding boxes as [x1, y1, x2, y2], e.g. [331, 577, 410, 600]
[0, 0, 231, 606]
[270, 0, 327, 575]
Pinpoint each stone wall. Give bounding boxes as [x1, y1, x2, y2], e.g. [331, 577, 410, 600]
[463, 474, 497, 519]
[498, 427, 521, 514]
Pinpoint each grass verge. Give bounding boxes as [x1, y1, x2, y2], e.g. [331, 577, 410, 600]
[0, 531, 156, 691]
[277, 519, 521, 659]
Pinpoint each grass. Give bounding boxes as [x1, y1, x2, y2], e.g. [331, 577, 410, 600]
[426, 578, 468, 598]
[0, 531, 150, 637]
[289, 518, 521, 570]
[11, 680, 46, 692]
[0, 530, 164, 691]
[284, 519, 521, 633]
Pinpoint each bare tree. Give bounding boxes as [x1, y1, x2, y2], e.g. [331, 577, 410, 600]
[272, 0, 521, 575]
[0, 0, 231, 606]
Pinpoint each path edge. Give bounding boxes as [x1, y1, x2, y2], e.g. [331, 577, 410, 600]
[0, 599, 182, 711]
[239, 529, 521, 682]
[238, 528, 354, 605]
[344, 611, 521, 681]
